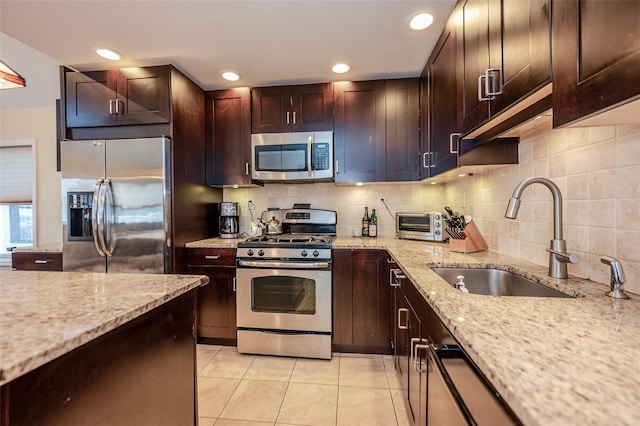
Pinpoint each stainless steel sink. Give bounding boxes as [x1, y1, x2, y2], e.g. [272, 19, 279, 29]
[431, 267, 572, 298]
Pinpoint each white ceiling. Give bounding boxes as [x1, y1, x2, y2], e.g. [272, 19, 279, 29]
[0, 0, 456, 91]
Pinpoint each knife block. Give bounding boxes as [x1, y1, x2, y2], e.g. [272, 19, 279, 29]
[449, 220, 489, 253]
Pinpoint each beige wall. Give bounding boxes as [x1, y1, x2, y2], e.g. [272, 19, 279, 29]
[444, 123, 640, 294]
[0, 106, 62, 246]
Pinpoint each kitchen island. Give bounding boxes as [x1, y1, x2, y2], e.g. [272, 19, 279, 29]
[190, 236, 640, 425]
[0, 270, 208, 426]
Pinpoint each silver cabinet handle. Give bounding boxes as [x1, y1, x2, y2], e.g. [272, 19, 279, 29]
[390, 268, 406, 287]
[204, 255, 220, 260]
[233, 277, 236, 292]
[114, 99, 123, 115]
[413, 339, 429, 372]
[292, 111, 296, 124]
[245, 162, 250, 176]
[386, 258, 396, 264]
[109, 99, 116, 115]
[449, 133, 461, 154]
[335, 160, 339, 174]
[307, 135, 313, 177]
[485, 68, 503, 97]
[287, 111, 290, 124]
[423, 152, 429, 168]
[34, 259, 52, 264]
[398, 308, 409, 330]
[478, 74, 490, 101]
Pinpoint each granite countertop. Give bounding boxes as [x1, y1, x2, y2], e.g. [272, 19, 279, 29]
[0, 271, 208, 387]
[188, 235, 640, 425]
[12, 243, 62, 253]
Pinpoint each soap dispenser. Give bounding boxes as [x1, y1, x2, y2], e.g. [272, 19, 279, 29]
[455, 275, 469, 293]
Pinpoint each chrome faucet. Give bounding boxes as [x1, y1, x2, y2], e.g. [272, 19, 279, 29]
[601, 256, 630, 299]
[505, 177, 579, 279]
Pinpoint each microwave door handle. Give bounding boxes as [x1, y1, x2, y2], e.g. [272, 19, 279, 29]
[307, 135, 313, 177]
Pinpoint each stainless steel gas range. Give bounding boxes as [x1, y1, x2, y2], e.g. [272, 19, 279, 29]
[235, 208, 336, 359]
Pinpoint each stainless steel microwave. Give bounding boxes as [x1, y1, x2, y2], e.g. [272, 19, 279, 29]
[396, 212, 445, 241]
[251, 131, 333, 182]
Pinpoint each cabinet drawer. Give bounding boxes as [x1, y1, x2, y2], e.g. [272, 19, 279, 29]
[12, 252, 63, 271]
[187, 248, 236, 267]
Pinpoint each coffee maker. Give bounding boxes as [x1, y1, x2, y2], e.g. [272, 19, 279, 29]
[219, 202, 240, 239]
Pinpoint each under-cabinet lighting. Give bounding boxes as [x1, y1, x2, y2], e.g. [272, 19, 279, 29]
[0, 60, 26, 89]
[458, 173, 467, 177]
[355, 182, 363, 186]
[94, 48, 123, 61]
[332, 63, 350, 74]
[222, 71, 241, 82]
[430, 181, 438, 185]
[408, 12, 436, 31]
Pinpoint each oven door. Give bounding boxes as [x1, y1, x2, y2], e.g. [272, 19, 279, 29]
[236, 266, 332, 333]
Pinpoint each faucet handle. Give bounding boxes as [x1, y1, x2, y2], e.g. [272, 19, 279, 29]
[601, 256, 630, 299]
[546, 248, 580, 264]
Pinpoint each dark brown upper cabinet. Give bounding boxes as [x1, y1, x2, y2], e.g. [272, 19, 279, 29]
[385, 78, 420, 181]
[251, 83, 333, 133]
[461, 0, 551, 133]
[426, 10, 462, 178]
[552, 0, 640, 127]
[205, 88, 252, 186]
[333, 80, 386, 183]
[65, 66, 171, 128]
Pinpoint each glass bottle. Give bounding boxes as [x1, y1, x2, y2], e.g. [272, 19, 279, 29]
[369, 209, 377, 237]
[362, 207, 370, 237]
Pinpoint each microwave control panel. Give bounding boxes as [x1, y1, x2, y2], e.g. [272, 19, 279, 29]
[312, 143, 331, 171]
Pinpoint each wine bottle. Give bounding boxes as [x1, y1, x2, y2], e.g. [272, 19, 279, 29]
[369, 209, 377, 237]
[362, 207, 370, 237]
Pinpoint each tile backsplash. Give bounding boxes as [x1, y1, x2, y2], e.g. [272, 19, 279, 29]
[223, 122, 640, 294]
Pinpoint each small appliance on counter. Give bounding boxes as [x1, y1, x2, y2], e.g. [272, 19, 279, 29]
[219, 202, 239, 239]
[396, 212, 445, 241]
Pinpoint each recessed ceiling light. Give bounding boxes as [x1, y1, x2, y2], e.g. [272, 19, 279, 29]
[94, 48, 123, 61]
[222, 71, 241, 81]
[408, 12, 436, 31]
[332, 63, 350, 74]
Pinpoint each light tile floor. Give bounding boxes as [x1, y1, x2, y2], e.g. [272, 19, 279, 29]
[197, 345, 412, 426]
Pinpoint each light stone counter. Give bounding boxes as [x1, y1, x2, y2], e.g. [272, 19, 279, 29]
[185, 237, 245, 248]
[0, 271, 208, 386]
[188, 235, 640, 425]
[12, 243, 62, 253]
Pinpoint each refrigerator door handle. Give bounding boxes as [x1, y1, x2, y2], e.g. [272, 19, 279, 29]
[92, 178, 106, 257]
[101, 178, 114, 257]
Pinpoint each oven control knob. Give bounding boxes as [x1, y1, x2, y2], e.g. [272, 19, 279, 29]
[301, 250, 309, 257]
[247, 249, 254, 256]
[258, 250, 265, 257]
[313, 250, 320, 257]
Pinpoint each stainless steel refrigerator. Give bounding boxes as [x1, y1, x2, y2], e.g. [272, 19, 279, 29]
[61, 137, 172, 273]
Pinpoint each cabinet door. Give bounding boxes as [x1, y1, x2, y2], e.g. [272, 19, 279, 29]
[332, 249, 354, 347]
[553, 0, 640, 126]
[461, 0, 490, 132]
[333, 80, 386, 183]
[205, 88, 252, 185]
[189, 265, 237, 341]
[386, 78, 420, 181]
[352, 250, 390, 351]
[65, 70, 117, 127]
[291, 83, 334, 132]
[429, 20, 461, 177]
[251, 86, 291, 133]
[116, 66, 171, 125]
[489, 0, 551, 115]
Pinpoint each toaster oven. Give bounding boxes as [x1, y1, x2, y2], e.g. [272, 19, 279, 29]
[396, 212, 445, 241]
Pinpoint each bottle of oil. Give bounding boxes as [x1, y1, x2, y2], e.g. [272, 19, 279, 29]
[369, 209, 377, 237]
[361, 207, 370, 237]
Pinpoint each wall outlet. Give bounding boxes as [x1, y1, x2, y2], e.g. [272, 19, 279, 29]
[377, 195, 386, 208]
[248, 200, 255, 210]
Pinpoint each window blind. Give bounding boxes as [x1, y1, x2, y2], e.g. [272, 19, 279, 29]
[0, 144, 33, 204]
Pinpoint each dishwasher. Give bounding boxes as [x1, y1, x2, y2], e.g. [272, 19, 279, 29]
[423, 336, 520, 425]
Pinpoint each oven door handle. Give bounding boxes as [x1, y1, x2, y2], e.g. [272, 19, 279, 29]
[238, 260, 330, 269]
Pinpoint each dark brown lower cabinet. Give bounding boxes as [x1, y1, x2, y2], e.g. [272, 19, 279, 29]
[11, 252, 63, 271]
[187, 248, 237, 344]
[1, 291, 197, 426]
[332, 249, 392, 354]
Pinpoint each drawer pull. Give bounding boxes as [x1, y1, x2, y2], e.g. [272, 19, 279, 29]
[34, 259, 52, 264]
[204, 255, 220, 260]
